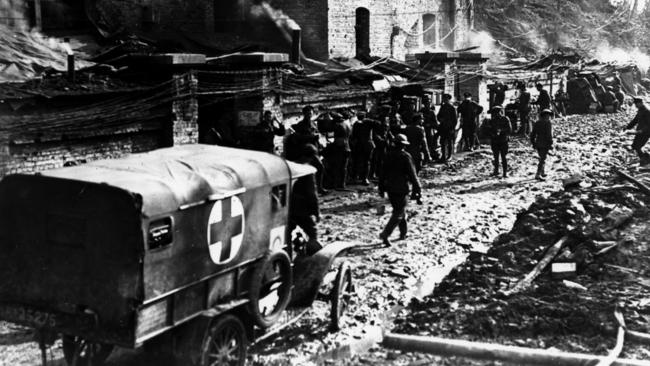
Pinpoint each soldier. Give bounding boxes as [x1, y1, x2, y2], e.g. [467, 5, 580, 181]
[254, 110, 286, 154]
[531, 109, 554, 180]
[492, 80, 508, 108]
[286, 106, 328, 194]
[487, 106, 512, 178]
[518, 82, 532, 135]
[457, 92, 484, 151]
[421, 96, 439, 160]
[403, 113, 432, 173]
[370, 106, 392, 181]
[289, 144, 322, 255]
[330, 112, 353, 190]
[536, 83, 552, 112]
[437, 93, 458, 162]
[624, 97, 650, 166]
[351, 111, 378, 186]
[378, 134, 422, 247]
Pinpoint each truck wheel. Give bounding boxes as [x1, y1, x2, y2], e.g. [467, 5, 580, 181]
[330, 261, 353, 331]
[200, 314, 247, 366]
[62, 335, 113, 366]
[248, 250, 293, 328]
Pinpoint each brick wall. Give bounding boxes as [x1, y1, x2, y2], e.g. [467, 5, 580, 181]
[271, 0, 472, 61]
[1, 131, 162, 175]
[172, 72, 199, 145]
[0, 73, 200, 177]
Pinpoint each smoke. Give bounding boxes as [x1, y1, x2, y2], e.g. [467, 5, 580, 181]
[610, 0, 647, 12]
[0, 1, 92, 81]
[469, 31, 498, 54]
[593, 43, 650, 72]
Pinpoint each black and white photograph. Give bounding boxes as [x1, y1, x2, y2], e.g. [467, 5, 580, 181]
[2, 0, 650, 365]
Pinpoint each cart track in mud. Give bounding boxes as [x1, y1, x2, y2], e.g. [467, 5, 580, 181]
[0, 111, 635, 366]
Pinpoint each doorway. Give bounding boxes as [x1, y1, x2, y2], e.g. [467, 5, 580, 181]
[355, 7, 370, 57]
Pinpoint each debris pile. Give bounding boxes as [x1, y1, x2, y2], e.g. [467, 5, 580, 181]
[394, 174, 650, 359]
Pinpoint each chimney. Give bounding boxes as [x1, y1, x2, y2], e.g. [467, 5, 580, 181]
[64, 38, 75, 83]
[286, 19, 301, 65]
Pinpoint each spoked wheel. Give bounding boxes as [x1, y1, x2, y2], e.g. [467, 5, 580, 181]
[61, 335, 113, 366]
[330, 261, 354, 331]
[200, 314, 248, 366]
[248, 250, 293, 328]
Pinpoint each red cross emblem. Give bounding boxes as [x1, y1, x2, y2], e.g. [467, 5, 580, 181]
[207, 196, 245, 264]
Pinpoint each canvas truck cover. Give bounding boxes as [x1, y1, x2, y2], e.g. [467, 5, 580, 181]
[0, 144, 315, 345]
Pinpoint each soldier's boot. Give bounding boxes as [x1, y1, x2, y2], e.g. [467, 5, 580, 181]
[492, 161, 499, 177]
[535, 164, 545, 181]
[502, 161, 508, 178]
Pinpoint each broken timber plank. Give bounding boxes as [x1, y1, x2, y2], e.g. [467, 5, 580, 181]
[383, 333, 650, 366]
[502, 235, 569, 297]
[616, 170, 650, 196]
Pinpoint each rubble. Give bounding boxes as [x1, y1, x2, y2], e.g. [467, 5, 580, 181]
[392, 175, 650, 361]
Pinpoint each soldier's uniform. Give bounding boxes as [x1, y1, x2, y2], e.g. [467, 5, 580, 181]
[403, 114, 431, 173]
[536, 84, 552, 111]
[379, 134, 422, 247]
[289, 144, 322, 255]
[626, 98, 650, 165]
[531, 109, 554, 180]
[518, 86, 532, 135]
[457, 93, 484, 151]
[421, 103, 439, 160]
[488, 106, 512, 178]
[330, 114, 353, 189]
[437, 95, 458, 162]
[351, 114, 379, 185]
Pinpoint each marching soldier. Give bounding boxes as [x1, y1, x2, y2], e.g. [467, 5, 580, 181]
[531, 109, 554, 180]
[378, 134, 422, 247]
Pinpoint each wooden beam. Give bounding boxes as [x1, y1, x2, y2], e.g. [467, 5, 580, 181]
[616, 169, 650, 196]
[503, 235, 569, 296]
[383, 333, 650, 366]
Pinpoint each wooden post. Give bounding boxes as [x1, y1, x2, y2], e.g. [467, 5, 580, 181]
[383, 333, 650, 366]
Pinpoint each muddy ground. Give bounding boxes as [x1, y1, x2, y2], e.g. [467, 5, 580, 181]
[0, 110, 640, 366]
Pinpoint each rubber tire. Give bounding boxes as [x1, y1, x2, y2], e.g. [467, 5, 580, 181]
[62, 335, 114, 366]
[330, 261, 353, 331]
[200, 314, 247, 366]
[247, 251, 293, 328]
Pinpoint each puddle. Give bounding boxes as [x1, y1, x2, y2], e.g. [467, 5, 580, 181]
[309, 253, 468, 365]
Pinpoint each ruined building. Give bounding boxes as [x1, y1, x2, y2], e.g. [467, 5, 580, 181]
[269, 0, 475, 61]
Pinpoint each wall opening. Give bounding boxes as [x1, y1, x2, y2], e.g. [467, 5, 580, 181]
[355, 7, 370, 57]
[422, 13, 437, 49]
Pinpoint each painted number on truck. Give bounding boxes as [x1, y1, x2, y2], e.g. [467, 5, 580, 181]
[0, 305, 57, 328]
[207, 196, 245, 265]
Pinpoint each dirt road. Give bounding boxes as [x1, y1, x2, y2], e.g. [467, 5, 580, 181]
[0, 111, 636, 366]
